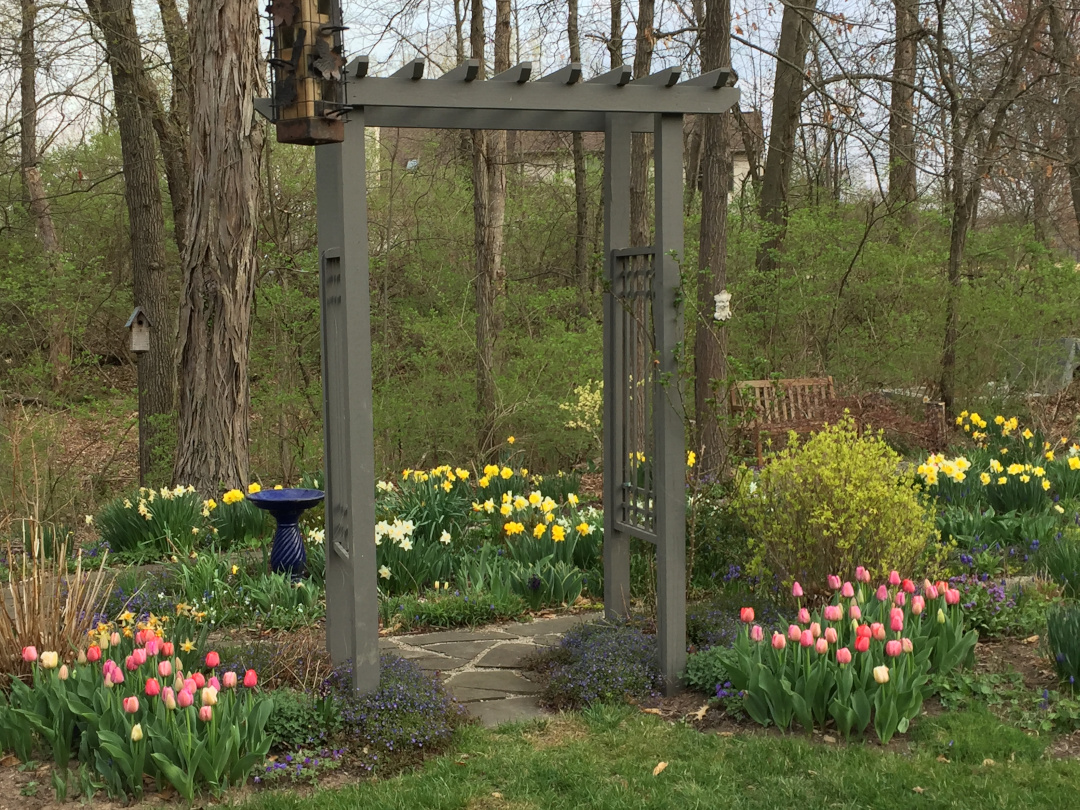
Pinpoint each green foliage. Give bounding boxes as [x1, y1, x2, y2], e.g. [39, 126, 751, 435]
[379, 588, 527, 631]
[95, 487, 204, 560]
[265, 688, 339, 751]
[683, 646, 738, 695]
[1047, 604, 1080, 686]
[1041, 531, 1080, 598]
[734, 417, 937, 584]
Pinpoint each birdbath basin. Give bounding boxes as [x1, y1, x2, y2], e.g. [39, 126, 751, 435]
[246, 488, 325, 581]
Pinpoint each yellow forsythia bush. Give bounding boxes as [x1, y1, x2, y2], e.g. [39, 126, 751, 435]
[735, 416, 937, 589]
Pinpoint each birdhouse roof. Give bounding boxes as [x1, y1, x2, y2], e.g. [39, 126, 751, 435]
[125, 307, 152, 328]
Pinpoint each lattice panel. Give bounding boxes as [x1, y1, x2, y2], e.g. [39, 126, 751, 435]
[610, 248, 658, 541]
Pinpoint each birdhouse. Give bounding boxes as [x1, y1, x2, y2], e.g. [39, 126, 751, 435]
[266, 0, 349, 145]
[125, 307, 152, 354]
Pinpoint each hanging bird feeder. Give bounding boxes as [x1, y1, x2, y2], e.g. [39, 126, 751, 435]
[266, 0, 349, 144]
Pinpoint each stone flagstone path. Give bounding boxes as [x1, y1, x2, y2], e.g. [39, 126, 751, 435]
[379, 614, 593, 727]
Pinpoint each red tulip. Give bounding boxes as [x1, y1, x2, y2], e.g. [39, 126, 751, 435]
[740, 607, 755, 624]
[162, 642, 174, 657]
[192, 672, 206, 689]
[855, 636, 870, 653]
[125, 656, 138, 672]
[856, 624, 871, 639]
[145, 678, 161, 697]
[205, 651, 220, 669]
[86, 645, 101, 663]
[901, 578, 915, 594]
[243, 669, 258, 688]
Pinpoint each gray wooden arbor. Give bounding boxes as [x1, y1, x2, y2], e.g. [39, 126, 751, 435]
[306, 56, 739, 694]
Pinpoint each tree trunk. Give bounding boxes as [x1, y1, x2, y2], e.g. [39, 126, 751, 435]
[1049, 0, 1080, 254]
[471, 0, 510, 456]
[20, 0, 69, 389]
[85, 0, 176, 485]
[694, 0, 732, 476]
[888, 0, 918, 221]
[756, 0, 818, 274]
[151, 0, 191, 255]
[609, 0, 624, 68]
[173, 0, 263, 492]
[569, 0, 590, 319]
[630, 0, 656, 246]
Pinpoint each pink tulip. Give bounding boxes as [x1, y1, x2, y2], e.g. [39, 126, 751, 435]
[855, 566, 870, 583]
[876, 585, 889, 602]
[132, 648, 147, 666]
[177, 689, 194, 709]
[895, 592, 906, 607]
[135, 629, 147, 645]
[885, 640, 902, 657]
[841, 581, 855, 598]
[243, 669, 258, 688]
[927, 585, 939, 600]
[198, 705, 213, 722]
[110, 668, 125, 685]
[815, 637, 829, 655]
[162, 687, 177, 710]
[911, 595, 925, 616]
[836, 647, 852, 665]
[825, 627, 838, 644]
[110, 632, 121, 647]
[902, 637, 914, 654]
[145, 639, 161, 657]
[945, 588, 961, 606]
[209, 676, 221, 692]
[800, 629, 813, 648]
[792, 581, 804, 598]
[125, 656, 138, 672]
[86, 645, 101, 663]
[871, 622, 886, 641]
[205, 651, 220, 668]
[935, 580, 949, 595]
[162, 642, 174, 657]
[771, 632, 787, 650]
[798, 608, 810, 624]
[849, 604, 862, 620]
[890, 608, 904, 633]
[184, 677, 197, 693]
[889, 570, 901, 586]
[122, 696, 139, 713]
[21, 646, 38, 662]
[158, 660, 172, 678]
[192, 672, 205, 689]
[824, 605, 842, 622]
[145, 678, 161, 697]
[923, 579, 933, 594]
[750, 625, 764, 642]
[59, 665, 69, 681]
[223, 671, 238, 689]
[827, 574, 841, 590]
[810, 622, 821, 639]
[788, 624, 801, 642]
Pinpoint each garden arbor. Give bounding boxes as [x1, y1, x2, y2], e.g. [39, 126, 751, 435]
[303, 56, 740, 694]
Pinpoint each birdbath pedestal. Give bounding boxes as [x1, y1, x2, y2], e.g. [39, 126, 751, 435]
[246, 488, 325, 581]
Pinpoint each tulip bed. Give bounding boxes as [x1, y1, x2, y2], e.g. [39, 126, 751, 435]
[725, 570, 978, 743]
[0, 619, 273, 800]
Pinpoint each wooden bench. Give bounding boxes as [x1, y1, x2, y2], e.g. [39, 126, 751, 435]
[729, 377, 836, 464]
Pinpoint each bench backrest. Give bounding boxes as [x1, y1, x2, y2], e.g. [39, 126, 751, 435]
[729, 376, 836, 426]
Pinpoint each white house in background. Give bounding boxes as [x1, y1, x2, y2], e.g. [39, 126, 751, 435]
[375, 110, 764, 199]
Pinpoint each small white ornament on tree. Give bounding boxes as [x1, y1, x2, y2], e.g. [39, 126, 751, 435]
[713, 290, 732, 322]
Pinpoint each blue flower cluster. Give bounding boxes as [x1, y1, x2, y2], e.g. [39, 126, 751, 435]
[542, 619, 664, 710]
[319, 654, 466, 767]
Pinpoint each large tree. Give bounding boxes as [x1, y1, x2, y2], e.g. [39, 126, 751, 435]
[888, 0, 919, 221]
[85, 0, 175, 484]
[173, 0, 264, 491]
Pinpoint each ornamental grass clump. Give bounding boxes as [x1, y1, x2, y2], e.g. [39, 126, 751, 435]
[722, 570, 977, 744]
[539, 619, 663, 710]
[1047, 604, 1080, 688]
[735, 416, 936, 586]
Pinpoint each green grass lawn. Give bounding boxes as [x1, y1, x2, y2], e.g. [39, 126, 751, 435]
[243, 705, 1080, 810]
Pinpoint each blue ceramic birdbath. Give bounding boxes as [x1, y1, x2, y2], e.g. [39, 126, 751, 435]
[246, 488, 325, 581]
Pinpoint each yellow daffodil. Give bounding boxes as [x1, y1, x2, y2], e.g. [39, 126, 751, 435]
[479, 476, 490, 487]
[528, 491, 542, 506]
[551, 525, 566, 542]
[1019, 474, 1030, 483]
[980, 473, 991, 485]
[231, 565, 239, 575]
[181, 639, 195, 653]
[533, 523, 547, 538]
[248, 482, 261, 494]
[997, 476, 1007, 485]
[442, 480, 453, 493]
[500, 503, 513, 516]
[1070, 457, 1080, 471]
[576, 522, 593, 536]
[1046, 450, 1055, 461]
[687, 450, 697, 467]
[567, 493, 579, 506]
[504, 522, 525, 536]
[501, 467, 513, 480]
[1023, 429, 1034, 440]
[507, 436, 516, 444]
[222, 489, 244, 505]
[379, 565, 391, 579]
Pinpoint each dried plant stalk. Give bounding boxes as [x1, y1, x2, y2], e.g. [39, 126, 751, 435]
[0, 520, 113, 680]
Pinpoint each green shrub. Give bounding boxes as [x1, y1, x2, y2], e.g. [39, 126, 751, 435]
[1041, 530, 1080, 598]
[734, 416, 937, 587]
[379, 588, 526, 630]
[1048, 603, 1080, 687]
[265, 688, 339, 750]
